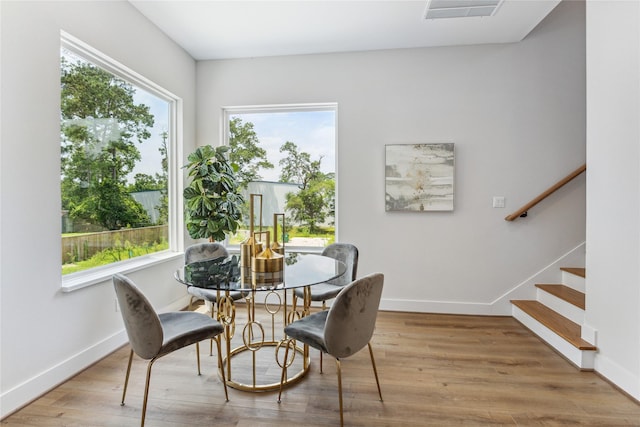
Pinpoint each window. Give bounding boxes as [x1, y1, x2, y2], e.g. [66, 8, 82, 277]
[223, 104, 337, 250]
[60, 33, 180, 281]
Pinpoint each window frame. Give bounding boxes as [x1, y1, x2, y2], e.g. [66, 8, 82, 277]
[60, 31, 184, 292]
[222, 103, 338, 254]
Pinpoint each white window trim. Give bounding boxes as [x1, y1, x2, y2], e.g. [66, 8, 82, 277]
[61, 252, 183, 293]
[222, 103, 339, 253]
[60, 31, 184, 292]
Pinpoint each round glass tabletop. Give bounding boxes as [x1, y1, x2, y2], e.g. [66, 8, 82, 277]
[175, 252, 346, 291]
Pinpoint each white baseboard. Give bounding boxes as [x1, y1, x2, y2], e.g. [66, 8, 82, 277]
[0, 330, 128, 419]
[0, 294, 191, 420]
[594, 353, 640, 401]
[377, 242, 584, 317]
[379, 298, 495, 315]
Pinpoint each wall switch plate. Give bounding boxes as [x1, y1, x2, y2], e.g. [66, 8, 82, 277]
[492, 196, 505, 208]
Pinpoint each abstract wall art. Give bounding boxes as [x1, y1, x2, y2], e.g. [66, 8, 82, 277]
[385, 143, 454, 212]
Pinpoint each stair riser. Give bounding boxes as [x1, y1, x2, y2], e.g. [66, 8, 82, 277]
[536, 288, 585, 325]
[562, 271, 585, 293]
[512, 305, 595, 370]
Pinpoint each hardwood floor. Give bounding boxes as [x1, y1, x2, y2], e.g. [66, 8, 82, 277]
[3, 306, 640, 426]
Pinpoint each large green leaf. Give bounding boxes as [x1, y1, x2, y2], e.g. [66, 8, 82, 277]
[183, 144, 244, 241]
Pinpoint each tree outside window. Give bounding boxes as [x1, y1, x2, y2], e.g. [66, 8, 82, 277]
[60, 47, 171, 274]
[224, 106, 336, 248]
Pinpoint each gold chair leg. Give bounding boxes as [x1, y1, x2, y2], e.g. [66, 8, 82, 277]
[277, 342, 292, 403]
[215, 336, 229, 401]
[209, 302, 216, 356]
[141, 358, 157, 427]
[320, 300, 327, 373]
[121, 349, 134, 406]
[196, 342, 202, 375]
[336, 358, 344, 427]
[367, 342, 383, 401]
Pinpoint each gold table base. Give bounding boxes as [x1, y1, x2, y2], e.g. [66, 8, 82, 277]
[214, 286, 312, 392]
[220, 342, 310, 392]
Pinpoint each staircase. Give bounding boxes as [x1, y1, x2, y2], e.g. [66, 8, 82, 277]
[511, 267, 596, 370]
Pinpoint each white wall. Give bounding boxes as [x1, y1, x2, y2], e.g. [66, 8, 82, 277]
[197, 1, 586, 314]
[585, 0, 640, 401]
[0, 1, 196, 417]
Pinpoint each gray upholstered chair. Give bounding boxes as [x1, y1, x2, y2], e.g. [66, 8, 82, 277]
[293, 243, 359, 309]
[184, 242, 245, 355]
[293, 242, 358, 370]
[278, 272, 384, 427]
[113, 273, 228, 427]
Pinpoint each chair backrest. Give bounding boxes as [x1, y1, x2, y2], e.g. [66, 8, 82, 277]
[113, 274, 163, 360]
[185, 242, 229, 264]
[322, 243, 358, 286]
[324, 273, 384, 359]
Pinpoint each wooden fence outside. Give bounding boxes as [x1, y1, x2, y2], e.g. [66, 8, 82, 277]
[61, 225, 168, 264]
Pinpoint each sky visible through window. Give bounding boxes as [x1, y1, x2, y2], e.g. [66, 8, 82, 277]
[230, 110, 336, 182]
[132, 89, 169, 180]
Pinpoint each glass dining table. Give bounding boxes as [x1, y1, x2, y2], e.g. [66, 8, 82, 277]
[175, 252, 346, 392]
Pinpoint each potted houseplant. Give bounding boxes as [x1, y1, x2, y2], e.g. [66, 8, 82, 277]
[183, 145, 244, 242]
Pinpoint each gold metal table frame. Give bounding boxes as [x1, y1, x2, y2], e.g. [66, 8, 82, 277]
[177, 253, 346, 392]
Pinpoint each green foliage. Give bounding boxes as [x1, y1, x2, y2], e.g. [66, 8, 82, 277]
[285, 177, 335, 232]
[129, 173, 163, 192]
[228, 117, 274, 186]
[71, 180, 151, 230]
[62, 238, 169, 275]
[279, 142, 335, 232]
[60, 56, 157, 230]
[279, 141, 324, 188]
[229, 226, 334, 246]
[183, 145, 245, 242]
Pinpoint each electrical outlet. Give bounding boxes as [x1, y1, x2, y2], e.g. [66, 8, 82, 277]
[492, 196, 505, 208]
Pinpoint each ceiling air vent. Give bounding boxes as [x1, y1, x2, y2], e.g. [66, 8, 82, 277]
[424, 0, 504, 20]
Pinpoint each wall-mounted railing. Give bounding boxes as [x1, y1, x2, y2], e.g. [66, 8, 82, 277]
[505, 164, 586, 221]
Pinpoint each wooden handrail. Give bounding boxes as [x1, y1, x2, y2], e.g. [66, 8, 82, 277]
[505, 163, 586, 221]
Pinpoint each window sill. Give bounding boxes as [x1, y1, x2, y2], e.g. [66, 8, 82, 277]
[61, 251, 183, 293]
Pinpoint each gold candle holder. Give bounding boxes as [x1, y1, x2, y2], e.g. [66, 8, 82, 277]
[241, 194, 264, 282]
[271, 213, 285, 255]
[252, 230, 284, 285]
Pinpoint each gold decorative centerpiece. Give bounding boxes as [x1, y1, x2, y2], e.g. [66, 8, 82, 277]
[242, 194, 285, 286]
[240, 194, 264, 281]
[252, 230, 284, 285]
[271, 213, 285, 255]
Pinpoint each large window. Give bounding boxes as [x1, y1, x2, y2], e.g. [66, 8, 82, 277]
[223, 105, 337, 250]
[60, 33, 179, 278]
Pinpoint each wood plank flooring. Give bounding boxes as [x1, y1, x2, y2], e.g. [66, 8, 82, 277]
[2, 306, 639, 426]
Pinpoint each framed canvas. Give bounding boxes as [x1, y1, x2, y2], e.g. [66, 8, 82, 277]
[385, 143, 454, 212]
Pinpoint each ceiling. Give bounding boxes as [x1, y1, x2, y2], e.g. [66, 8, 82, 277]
[129, 0, 562, 61]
